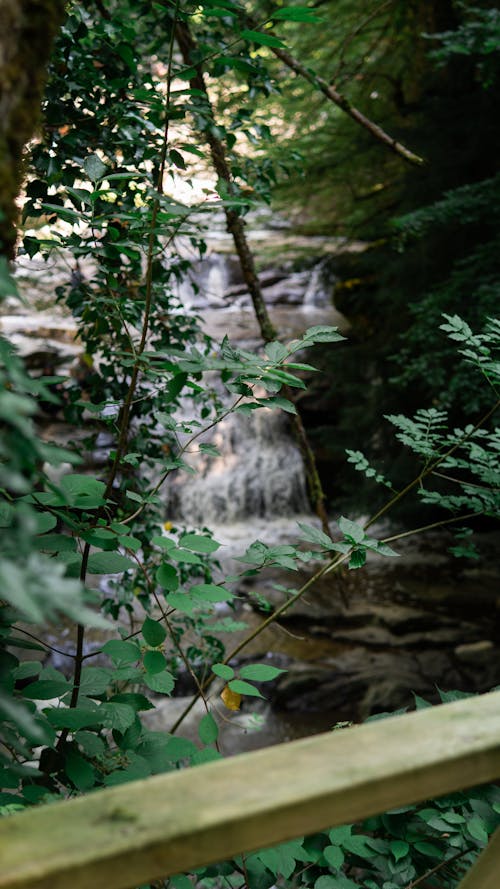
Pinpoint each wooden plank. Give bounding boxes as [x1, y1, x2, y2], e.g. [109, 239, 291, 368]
[456, 827, 500, 889]
[2, 691, 500, 889]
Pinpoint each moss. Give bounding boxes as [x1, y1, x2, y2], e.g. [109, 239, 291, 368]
[0, 0, 66, 258]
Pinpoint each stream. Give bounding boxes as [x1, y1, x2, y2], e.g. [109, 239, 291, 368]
[5, 231, 500, 755]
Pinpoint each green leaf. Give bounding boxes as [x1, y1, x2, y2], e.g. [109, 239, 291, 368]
[83, 154, 108, 181]
[323, 844, 344, 870]
[314, 877, 344, 889]
[100, 702, 136, 733]
[297, 522, 333, 548]
[45, 708, 100, 731]
[239, 664, 286, 682]
[143, 650, 167, 675]
[87, 552, 135, 574]
[170, 548, 202, 565]
[413, 841, 443, 857]
[65, 750, 96, 791]
[142, 617, 167, 647]
[151, 535, 176, 551]
[375, 542, 400, 558]
[259, 396, 297, 414]
[41, 203, 84, 224]
[170, 875, 193, 889]
[198, 711, 219, 745]
[303, 325, 345, 343]
[79, 667, 112, 696]
[109, 693, 154, 712]
[348, 548, 366, 569]
[240, 29, 286, 48]
[191, 748, 223, 766]
[104, 752, 151, 786]
[343, 835, 376, 858]
[189, 583, 234, 602]
[37, 533, 76, 553]
[23, 679, 70, 699]
[179, 533, 221, 553]
[199, 443, 220, 456]
[164, 736, 198, 762]
[34, 513, 57, 534]
[338, 516, 365, 543]
[467, 818, 489, 844]
[144, 671, 175, 695]
[75, 731, 106, 757]
[60, 474, 106, 508]
[265, 341, 289, 362]
[156, 562, 179, 591]
[12, 662, 42, 681]
[164, 592, 201, 615]
[390, 840, 410, 862]
[212, 663, 234, 680]
[272, 6, 322, 22]
[329, 826, 352, 845]
[228, 679, 264, 698]
[102, 640, 140, 665]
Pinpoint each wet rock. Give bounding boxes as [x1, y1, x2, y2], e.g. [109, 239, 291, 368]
[7, 334, 80, 370]
[455, 640, 495, 663]
[272, 639, 500, 724]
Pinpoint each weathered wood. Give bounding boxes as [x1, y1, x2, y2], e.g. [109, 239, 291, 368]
[2, 692, 500, 889]
[456, 827, 500, 889]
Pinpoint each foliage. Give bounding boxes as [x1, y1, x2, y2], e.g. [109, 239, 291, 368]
[291, 0, 500, 513]
[0, 1, 499, 888]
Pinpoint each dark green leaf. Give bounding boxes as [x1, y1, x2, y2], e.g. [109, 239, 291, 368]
[323, 845, 344, 870]
[156, 563, 179, 591]
[189, 583, 234, 602]
[212, 663, 234, 680]
[240, 29, 286, 48]
[142, 617, 167, 647]
[65, 750, 96, 790]
[179, 533, 221, 553]
[45, 708, 100, 731]
[228, 679, 264, 698]
[102, 640, 140, 665]
[23, 679, 70, 700]
[143, 650, 167, 675]
[100, 702, 136, 733]
[145, 671, 175, 694]
[239, 664, 286, 682]
[198, 711, 219, 745]
[87, 552, 135, 574]
[83, 154, 108, 181]
[272, 7, 321, 22]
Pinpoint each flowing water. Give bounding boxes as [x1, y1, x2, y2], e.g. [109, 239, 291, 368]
[6, 235, 500, 753]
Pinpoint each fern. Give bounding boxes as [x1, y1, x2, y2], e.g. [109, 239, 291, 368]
[385, 408, 448, 460]
[393, 174, 500, 241]
[345, 449, 393, 489]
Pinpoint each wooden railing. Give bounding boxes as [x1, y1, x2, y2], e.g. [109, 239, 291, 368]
[2, 691, 500, 889]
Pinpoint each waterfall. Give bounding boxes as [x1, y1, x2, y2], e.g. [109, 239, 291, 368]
[167, 407, 309, 526]
[163, 240, 347, 536]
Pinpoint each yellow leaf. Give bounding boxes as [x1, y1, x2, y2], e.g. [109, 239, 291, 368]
[221, 684, 241, 711]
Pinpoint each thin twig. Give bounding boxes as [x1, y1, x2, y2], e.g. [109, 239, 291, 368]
[404, 846, 472, 889]
[11, 626, 75, 659]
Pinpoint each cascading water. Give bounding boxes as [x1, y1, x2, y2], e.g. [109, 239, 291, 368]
[164, 239, 346, 545]
[167, 407, 309, 527]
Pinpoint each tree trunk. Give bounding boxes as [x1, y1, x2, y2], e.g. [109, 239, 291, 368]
[0, 0, 66, 258]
